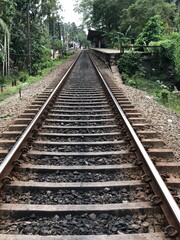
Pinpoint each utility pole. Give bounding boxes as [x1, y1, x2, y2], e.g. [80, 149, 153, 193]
[52, 14, 55, 58]
[57, 20, 63, 54]
[27, 0, 31, 74]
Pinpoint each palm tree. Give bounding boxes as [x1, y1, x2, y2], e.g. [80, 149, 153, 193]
[117, 25, 132, 52]
[0, 18, 10, 76]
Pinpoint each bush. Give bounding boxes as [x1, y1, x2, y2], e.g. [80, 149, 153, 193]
[0, 75, 6, 86]
[117, 51, 145, 77]
[19, 72, 29, 82]
[137, 15, 163, 45]
[160, 89, 170, 104]
[149, 33, 180, 88]
[31, 46, 51, 75]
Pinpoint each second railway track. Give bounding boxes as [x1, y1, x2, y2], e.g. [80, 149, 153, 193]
[0, 50, 179, 240]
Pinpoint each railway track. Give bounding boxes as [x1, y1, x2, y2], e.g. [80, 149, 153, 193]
[0, 50, 179, 239]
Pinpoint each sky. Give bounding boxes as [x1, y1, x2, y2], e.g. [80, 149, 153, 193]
[60, 0, 83, 25]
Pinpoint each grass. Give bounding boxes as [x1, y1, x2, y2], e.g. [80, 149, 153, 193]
[0, 114, 12, 119]
[0, 56, 71, 102]
[124, 75, 180, 115]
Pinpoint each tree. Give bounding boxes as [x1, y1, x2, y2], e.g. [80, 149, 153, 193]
[137, 15, 163, 45]
[9, 0, 62, 73]
[75, 0, 94, 29]
[174, 0, 180, 31]
[77, 25, 89, 48]
[75, 0, 135, 31]
[121, 0, 177, 37]
[92, 0, 136, 32]
[0, 18, 10, 76]
[0, 0, 15, 76]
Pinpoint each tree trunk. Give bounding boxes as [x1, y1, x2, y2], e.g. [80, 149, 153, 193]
[5, 34, 8, 76]
[3, 33, 7, 76]
[52, 15, 55, 58]
[27, 0, 31, 74]
[7, 33, 10, 76]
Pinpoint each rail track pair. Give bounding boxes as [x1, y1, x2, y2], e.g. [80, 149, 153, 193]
[0, 50, 179, 239]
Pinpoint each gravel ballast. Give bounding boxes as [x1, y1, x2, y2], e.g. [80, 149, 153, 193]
[11, 169, 142, 182]
[0, 213, 166, 235]
[0, 187, 150, 204]
[28, 155, 136, 165]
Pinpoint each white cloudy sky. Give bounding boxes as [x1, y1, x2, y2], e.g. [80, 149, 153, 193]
[60, 0, 83, 25]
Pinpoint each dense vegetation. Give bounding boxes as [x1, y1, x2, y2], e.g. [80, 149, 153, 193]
[0, 0, 88, 91]
[76, 0, 179, 35]
[76, 0, 180, 113]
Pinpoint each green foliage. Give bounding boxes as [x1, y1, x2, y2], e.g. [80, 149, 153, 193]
[149, 32, 180, 86]
[0, 56, 68, 102]
[173, 34, 180, 78]
[121, 0, 176, 37]
[77, 0, 177, 40]
[160, 89, 170, 104]
[124, 75, 180, 114]
[76, 0, 135, 31]
[117, 52, 144, 77]
[103, 26, 131, 49]
[0, 45, 3, 62]
[77, 25, 90, 48]
[92, 0, 121, 30]
[0, 75, 5, 85]
[0, 114, 12, 119]
[137, 15, 163, 45]
[19, 72, 29, 82]
[175, 10, 180, 31]
[62, 22, 89, 49]
[31, 46, 52, 75]
[52, 39, 63, 51]
[2, 0, 63, 75]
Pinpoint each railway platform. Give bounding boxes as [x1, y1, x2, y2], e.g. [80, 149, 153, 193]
[90, 48, 122, 84]
[90, 48, 121, 67]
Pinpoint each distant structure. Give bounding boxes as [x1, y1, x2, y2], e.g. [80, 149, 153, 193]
[87, 30, 106, 48]
[68, 41, 79, 50]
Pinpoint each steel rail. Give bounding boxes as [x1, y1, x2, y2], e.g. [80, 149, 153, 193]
[0, 52, 81, 184]
[90, 55, 180, 238]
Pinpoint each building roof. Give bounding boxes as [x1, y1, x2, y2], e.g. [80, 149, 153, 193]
[87, 30, 105, 41]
